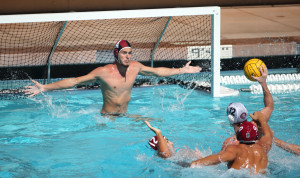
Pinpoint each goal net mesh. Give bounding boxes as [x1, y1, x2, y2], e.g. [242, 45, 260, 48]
[0, 14, 212, 96]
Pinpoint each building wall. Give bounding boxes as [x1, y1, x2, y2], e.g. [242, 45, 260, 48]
[233, 42, 297, 57]
[0, 0, 299, 15]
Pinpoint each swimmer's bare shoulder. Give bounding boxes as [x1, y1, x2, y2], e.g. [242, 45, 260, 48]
[221, 135, 239, 151]
[97, 64, 115, 71]
[89, 64, 114, 78]
[129, 61, 143, 68]
[125, 61, 145, 73]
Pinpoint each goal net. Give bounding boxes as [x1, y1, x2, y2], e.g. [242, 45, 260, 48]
[0, 7, 220, 98]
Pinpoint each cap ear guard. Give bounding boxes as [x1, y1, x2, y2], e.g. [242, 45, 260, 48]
[228, 114, 235, 125]
[227, 105, 238, 124]
[114, 48, 120, 63]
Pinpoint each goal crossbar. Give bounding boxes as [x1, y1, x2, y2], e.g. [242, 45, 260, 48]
[0, 7, 220, 23]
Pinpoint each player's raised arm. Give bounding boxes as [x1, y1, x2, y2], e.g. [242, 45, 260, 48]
[139, 61, 202, 77]
[252, 66, 274, 122]
[145, 121, 172, 158]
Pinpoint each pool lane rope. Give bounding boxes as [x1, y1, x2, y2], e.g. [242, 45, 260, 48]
[221, 73, 300, 85]
[221, 73, 300, 94]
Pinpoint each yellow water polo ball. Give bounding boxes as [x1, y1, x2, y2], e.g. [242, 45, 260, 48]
[243, 58, 266, 81]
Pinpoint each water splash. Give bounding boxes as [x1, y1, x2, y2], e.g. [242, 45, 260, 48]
[29, 92, 71, 118]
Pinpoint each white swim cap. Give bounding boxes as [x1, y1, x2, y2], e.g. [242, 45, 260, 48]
[226, 102, 248, 124]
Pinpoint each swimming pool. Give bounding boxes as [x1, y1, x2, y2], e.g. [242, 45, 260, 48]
[0, 84, 299, 177]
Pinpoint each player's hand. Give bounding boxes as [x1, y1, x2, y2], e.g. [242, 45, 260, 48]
[249, 111, 265, 122]
[145, 121, 161, 135]
[252, 65, 268, 83]
[194, 147, 203, 159]
[24, 80, 45, 97]
[181, 61, 202, 74]
[190, 161, 201, 168]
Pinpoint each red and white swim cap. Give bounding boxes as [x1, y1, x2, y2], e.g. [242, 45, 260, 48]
[148, 136, 158, 150]
[148, 135, 166, 150]
[236, 121, 258, 143]
[114, 40, 131, 63]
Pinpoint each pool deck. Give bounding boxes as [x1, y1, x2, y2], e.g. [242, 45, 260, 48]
[221, 5, 300, 44]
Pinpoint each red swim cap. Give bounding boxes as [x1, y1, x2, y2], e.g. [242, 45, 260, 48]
[236, 121, 258, 143]
[148, 136, 158, 150]
[114, 40, 131, 63]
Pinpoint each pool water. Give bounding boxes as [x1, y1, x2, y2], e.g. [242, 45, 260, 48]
[0, 85, 299, 177]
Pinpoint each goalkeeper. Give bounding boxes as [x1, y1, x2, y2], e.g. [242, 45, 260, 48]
[25, 40, 201, 116]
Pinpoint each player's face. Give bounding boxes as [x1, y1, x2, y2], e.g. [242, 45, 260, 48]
[118, 48, 132, 66]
